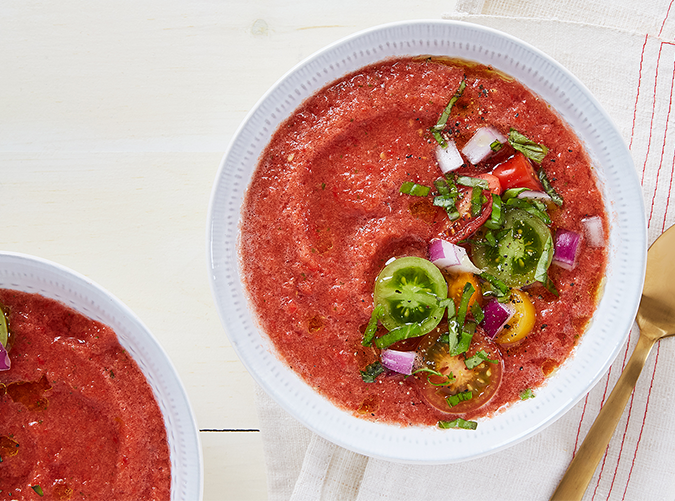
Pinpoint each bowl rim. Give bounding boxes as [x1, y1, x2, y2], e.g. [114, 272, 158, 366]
[0, 250, 204, 498]
[207, 19, 647, 463]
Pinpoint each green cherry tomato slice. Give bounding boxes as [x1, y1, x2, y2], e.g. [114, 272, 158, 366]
[471, 207, 552, 287]
[373, 256, 448, 335]
[414, 326, 503, 417]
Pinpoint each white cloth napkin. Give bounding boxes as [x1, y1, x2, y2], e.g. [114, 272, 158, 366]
[256, 1, 675, 499]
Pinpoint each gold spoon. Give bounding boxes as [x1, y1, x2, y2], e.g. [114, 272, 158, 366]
[550, 224, 675, 500]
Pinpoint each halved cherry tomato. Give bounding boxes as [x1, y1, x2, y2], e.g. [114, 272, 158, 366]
[414, 326, 503, 416]
[373, 256, 448, 335]
[491, 152, 543, 192]
[494, 289, 536, 346]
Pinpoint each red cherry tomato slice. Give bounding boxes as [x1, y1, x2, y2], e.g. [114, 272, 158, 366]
[491, 152, 543, 192]
[414, 326, 503, 417]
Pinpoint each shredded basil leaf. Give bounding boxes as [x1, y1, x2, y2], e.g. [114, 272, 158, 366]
[483, 193, 504, 230]
[362, 304, 384, 347]
[464, 349, 498, 369]
[508, 128, 549, 163]
[456, 282, 475, 328]
[505, 196, 551, 224]
[538, 168, 564, 206]
[360, 361, 385, 383]
[31, 485, 44, 497]
[438, 418, 478, 430]
[411, 367, 455, 386]
[400, 181, 431, 197]
[446, 390, 473, 407]
[433, 76, 467, 132]
[480, 272, 510, 297]
[534, 234, 554, 285]
[502, 187, 531, 202]
[470, 302, 484, 324]
[451, 321, 475, 356]
[374, 322, 423, 350]
[490, 139, 503, 152]
[456, 175, 490, 190]
[470, 186, 483, 217]
[520, 388, 536, 400]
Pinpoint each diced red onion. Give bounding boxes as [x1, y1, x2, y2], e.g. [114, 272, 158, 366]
[552, 229, 582, 270]
[517, 190, 552, 203]
[461, 126, 506, 165]
[381, 349, 418, 375]
[582, 216, 605, 248]
[428, 239, 483, 274]
[435, 140, 464, 174]
[481, 299, 516, 339]
[0, 343, 9, 371]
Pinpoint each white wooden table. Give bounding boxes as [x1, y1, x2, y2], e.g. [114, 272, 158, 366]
[0, 2, 452, 499]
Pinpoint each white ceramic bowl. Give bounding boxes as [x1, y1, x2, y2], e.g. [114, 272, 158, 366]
[0, 252, 203, 498]
[207, 20, 646, 463]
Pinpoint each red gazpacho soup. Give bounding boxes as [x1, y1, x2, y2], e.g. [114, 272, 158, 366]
[240, 57, 608, 428]
[0, 290, 171, 499]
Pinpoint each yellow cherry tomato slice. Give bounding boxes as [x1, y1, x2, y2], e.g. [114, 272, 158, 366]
[494, 289, 536, 346]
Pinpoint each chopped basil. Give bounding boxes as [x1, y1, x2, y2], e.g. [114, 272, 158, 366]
[360, 361, 385, 383]
[480, 272, 510, 298]
[483, 193, 504, 230]
[433, 178, 460, 220]
[490, 139, 503, 152]
[456, 175, 489, 190]
[538, 168, 564, 206]
[411, 367, 455, 386]
[31, 485, 44, 497]
[446, 390, 473, 407]
[362, 304, 384, 347]
[508, 128, 549, 163]
[400, 181, 431, 197]
[374, 322, 423, 350]
[520, 388, 536, 400]
[451, 321, 475, 356]
[505, 196, 551, 224]
[464, 349, 498, 369]
[470, 302, 484, 324]
[438, 297, 456, 318]
[470, 186, 483, 217]
[456, 282, 475, 328]
[446, 320, 459, 354]
[438, 418, 478, 430]
[432, 76, 467, 133]
[534, 234, 554, 285]
[502, 187, 531, 202]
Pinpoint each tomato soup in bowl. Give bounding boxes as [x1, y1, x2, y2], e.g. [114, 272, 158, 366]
[0, 252, 202, 499]
[208, 21, 646, 463]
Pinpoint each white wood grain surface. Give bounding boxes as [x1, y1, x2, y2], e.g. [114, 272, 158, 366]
[0, 2, 454, 499]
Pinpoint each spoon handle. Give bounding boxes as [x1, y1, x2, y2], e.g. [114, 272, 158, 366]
[550, 332, 656, 501]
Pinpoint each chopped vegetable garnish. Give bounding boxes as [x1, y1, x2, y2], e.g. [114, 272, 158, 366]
[399, 181, 431, 197]
[374, 323, 423, 350]
[480, 272, 510, 298]
[428, 239, 483, 274]
[582, 216, 604, 248]
[435, 140, 464, 173]
[538, 167, 563, 206]
[381, 349, 418, 375]
[461, 126, 507, 164]
[456, 282, 475, 328]
[520, 388, 536, 400]
[360, 361, 385, 383]
[451, 321, 476, 356]
[32, 485, 44, 497]
[446, 390, 473, 407]
[411, 366, 455, 386]
[438, 418, 478, 430]
[552, 229, 582, 270]
[464, 349, 498, 369]
[508, 128, 549, 163]
[362, 304, 385, 347]
[534, 234, 555, 285]
[456, 175, 490, 190]
[480, 298, 516, 338]
[432, 76, 467, 133]
[470, 302, 484, 324]
[483, 194, 504, 230]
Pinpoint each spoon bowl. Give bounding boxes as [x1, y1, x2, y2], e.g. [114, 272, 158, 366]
[551, 224, 675, 500]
